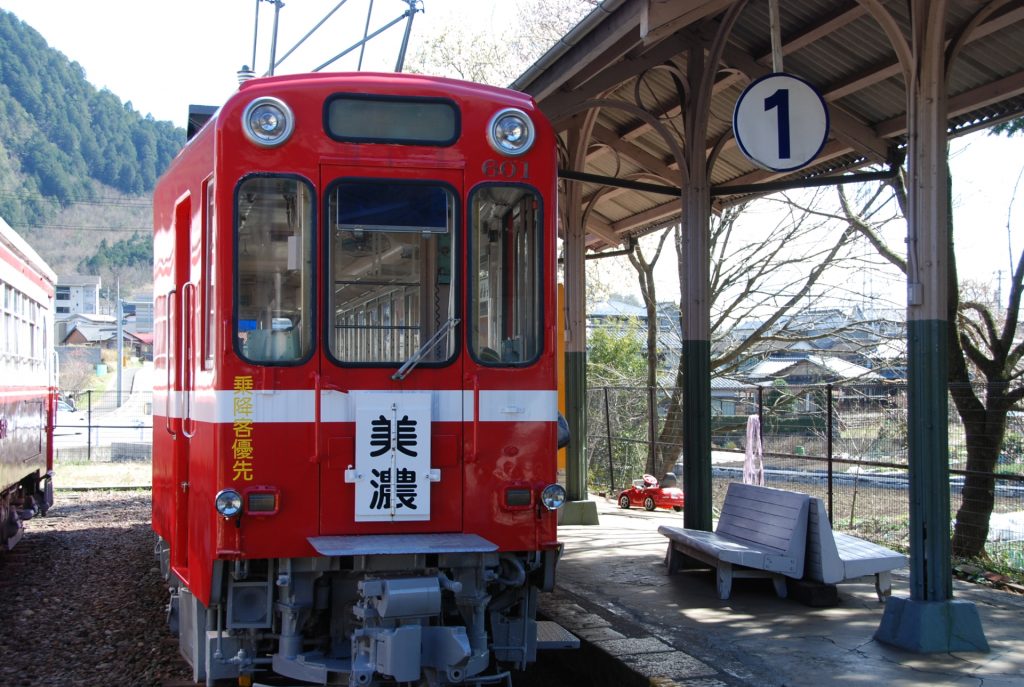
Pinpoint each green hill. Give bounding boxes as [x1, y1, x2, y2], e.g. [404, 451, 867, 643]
[0, 9, 184, 293]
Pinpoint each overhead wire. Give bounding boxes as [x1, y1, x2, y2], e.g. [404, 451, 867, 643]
[0, 190, 150, 208]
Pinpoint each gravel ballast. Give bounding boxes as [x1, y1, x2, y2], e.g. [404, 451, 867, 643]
[0, 490, 192, 687]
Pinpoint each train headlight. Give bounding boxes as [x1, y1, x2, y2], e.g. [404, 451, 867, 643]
[243, 97, 294, 147]
[215, 489, 243, 518]
[487, 108, 534, 156]
[540, 484, 566, 511]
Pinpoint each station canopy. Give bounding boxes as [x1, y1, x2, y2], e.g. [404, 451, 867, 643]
[511, 0, 1024, 251]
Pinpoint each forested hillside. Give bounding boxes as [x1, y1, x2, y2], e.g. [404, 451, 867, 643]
[0, 9, 183, 292]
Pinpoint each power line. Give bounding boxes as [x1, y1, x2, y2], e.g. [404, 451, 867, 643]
[0, 190, 150, 208]
[12, 223, 148, 232]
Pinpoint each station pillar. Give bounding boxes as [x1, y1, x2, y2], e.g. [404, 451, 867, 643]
[872, 0, 986, 652]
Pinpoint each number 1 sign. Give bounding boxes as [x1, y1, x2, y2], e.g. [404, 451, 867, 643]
[733, 73, 829, 173]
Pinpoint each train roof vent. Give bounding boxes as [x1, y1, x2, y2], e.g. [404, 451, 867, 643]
[187, 105, 218, 141]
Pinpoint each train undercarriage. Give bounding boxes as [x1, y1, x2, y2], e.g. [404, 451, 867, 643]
[0, 472, 52, 552]
[157, 537, 573, 686]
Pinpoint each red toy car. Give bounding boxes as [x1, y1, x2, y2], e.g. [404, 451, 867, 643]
[618, 474, 684, 512]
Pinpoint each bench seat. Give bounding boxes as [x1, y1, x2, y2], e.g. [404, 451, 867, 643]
[805, 497, 908, 601]
[660, 483, 811, 600]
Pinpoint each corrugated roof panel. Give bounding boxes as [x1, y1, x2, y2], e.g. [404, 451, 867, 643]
[833, 76, 907, 127]
[534, 0, 1024, 248]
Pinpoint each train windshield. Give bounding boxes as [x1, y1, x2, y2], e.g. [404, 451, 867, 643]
[327, 180, 457, 365]
[234, 176, 315, 364]
[469, 185, 542, 365]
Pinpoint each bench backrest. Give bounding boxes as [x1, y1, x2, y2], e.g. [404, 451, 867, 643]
[717, 483, 811, 560]
[805, 497, 844, 583]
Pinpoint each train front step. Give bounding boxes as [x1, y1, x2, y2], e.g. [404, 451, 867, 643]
[536, 620, 580, 650]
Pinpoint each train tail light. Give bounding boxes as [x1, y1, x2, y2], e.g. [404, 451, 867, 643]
[247, 490, 278, 514]
[242, 97, 294, 147]
[487, 108, 534, 156]
[505, 488, 533, 508]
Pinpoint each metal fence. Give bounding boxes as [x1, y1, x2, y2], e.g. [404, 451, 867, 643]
[587, 383, 1024, 570]
[54, 388, 154, 463]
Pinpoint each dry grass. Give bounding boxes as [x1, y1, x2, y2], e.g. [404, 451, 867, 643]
[54, 461, 151, 488]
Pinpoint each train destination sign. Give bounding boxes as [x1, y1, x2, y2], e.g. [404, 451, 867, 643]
[733, 73, 829, 173]
[348, 391, 439, 522]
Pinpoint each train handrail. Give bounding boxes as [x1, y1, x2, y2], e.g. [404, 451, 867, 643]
[181, 283, 196, 439]
[164, 288, 177, 438]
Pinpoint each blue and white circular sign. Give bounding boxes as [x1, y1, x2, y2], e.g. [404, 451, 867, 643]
[733, 73, 829, 173]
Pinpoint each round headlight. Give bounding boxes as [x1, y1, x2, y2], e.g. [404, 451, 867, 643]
[242, 97, 294, 147]
[540, 484, 567, 511]
[215, 489, 243, 518]
[487, 108, 535, 156]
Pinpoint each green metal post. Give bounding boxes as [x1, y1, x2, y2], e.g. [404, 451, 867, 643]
[874, 0, 986, 652]
[681, 40, 713, 532]
[560, 127, 598, 525]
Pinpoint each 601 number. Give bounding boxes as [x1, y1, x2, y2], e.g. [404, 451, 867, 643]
[482, 159, 530, 179]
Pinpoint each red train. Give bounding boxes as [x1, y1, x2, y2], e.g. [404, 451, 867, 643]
[0, 217, 56, 552]
[152, 72, 571, 685]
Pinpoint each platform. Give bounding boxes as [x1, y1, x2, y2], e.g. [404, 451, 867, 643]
[540, 496, 1024, 686]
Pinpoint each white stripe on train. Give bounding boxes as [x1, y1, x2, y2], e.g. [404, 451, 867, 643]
[155, 389, 558, 423]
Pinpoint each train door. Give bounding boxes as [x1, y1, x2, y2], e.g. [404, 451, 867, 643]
[170, 195, 194, 576]
[318, 165, 464, 535]
[463, 182, 554, 532]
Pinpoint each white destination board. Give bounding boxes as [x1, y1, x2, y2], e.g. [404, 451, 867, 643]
[347, 391, 436, 522]
[733, 73, 829, 173]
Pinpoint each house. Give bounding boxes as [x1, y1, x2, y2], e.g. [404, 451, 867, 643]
[587, 298, 684, 377]
[123, 293, 153, 334]
[130, 331, 154, 360]
[55, 275, 101, 317]
[60, 322, 118, 348]
[722, 306, 907, 380]
[59, 321, 152, 360]
[739, 354, 881, 386]
[54, 312, 116, 346]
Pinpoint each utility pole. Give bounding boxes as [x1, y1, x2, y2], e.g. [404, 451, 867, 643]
[116, 280, 123, 408]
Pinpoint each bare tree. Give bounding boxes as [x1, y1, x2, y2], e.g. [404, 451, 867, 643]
[408, 0, 597, 86]
[625, 227, 671, 473]
[644, 190, 892, 476]
[59, 347, 95, 398]
[839, 164, 1024, 558]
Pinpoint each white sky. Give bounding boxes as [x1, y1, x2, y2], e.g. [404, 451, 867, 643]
[2, 0, 1021, 299]
[635, 132, 1024, 308]
[0, 0, 520, 125]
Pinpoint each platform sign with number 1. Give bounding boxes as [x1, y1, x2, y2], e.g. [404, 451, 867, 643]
[733, 73, 829, 173]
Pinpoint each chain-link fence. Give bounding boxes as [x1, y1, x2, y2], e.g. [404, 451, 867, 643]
[587, 383, 1024, 570]
[54, 388, 153, 463]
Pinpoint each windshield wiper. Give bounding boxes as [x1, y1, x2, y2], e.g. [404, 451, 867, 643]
[392, 318, 459, 381]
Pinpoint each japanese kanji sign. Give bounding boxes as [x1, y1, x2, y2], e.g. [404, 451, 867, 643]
[346, 392, 437, 522]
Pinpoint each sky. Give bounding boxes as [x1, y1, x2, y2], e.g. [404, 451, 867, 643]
[0, 0, 522, 126]
[628, 130, 1024, 311]
[2, 0, 1021, 302]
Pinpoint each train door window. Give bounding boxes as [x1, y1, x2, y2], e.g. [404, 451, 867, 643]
[326, 180, 456, 365]
[469, 185, 542, 365]
[234, 176, 314, 364]
[203, 179, 215, 369]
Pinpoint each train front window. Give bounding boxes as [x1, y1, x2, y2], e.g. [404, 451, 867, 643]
[327, 181, 456, 365]
[470, 185, 542, 365]
[234, 176, 314, 364]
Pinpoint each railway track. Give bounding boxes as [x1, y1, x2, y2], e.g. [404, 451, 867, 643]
[0, 490, 190, 687]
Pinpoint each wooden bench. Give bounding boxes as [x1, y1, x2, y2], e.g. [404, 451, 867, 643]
[804, 497, 907, 602]
[659, 483, 811, 600]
